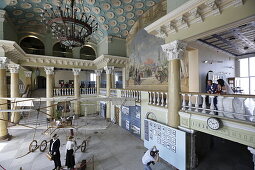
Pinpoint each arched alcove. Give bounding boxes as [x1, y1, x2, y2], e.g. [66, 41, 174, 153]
[53, 42, 73, 58]
[20, 37, 45, 55]
[80, 45, 96, 60]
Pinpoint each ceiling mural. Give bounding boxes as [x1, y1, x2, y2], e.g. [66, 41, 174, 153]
[2, 0, 162, 43]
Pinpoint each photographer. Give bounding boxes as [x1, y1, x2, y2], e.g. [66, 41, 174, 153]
[142, 146, 159, 170]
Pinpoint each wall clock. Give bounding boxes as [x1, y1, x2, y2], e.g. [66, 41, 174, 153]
[207, 117, 222, 130]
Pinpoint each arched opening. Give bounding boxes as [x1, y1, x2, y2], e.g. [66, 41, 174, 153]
[53, 42, 73, 58]
[20, 37, 45, 55]
[80, 45, 96, 60]
[37, 76, 46, 89]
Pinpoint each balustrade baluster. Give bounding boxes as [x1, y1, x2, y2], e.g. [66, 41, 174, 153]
[153, 92, 156, 105]
[148, 92, 151, 104]
[223, 97, 235, 118]
[157, 92, 160, 106]
[188, 94, 192, 111]
[209, 95, 215, 114]
[194, 95, 199, 112]
[161, 92, 164, 107]
[217, 96, 224, 116]
[234, 97, 246, 120]
[201, 95, 206, 113]
[182, 94, 186, 110]
[165, 93, 168, 108]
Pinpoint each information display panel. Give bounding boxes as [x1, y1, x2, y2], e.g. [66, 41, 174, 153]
[144, 119, 186, 170]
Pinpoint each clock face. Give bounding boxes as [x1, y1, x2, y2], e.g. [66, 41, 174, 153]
[207, 117, 221, 130]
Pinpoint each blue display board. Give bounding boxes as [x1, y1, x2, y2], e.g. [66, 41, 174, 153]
[100, 102, 106, 118]
[121, 105, 141, 138]
[144, 119, 186, 170]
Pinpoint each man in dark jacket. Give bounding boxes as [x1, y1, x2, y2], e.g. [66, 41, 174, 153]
[49, 134, 61, 170]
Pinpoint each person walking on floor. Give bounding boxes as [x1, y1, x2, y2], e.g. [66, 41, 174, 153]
[49, 134, 62, 170]
[65, 136, 76, 170]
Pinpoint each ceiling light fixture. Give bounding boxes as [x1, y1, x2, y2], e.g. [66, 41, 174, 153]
[41, 0, 98, 49]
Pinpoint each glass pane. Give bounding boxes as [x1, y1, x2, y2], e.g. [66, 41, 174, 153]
[250, 57, 255, 76]
[236, 77, 249, 94]
[239, 58, 249, 77]
[250, 77, 255, 95]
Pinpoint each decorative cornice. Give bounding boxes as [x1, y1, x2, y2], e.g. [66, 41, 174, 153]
[104, 66, 114, 74]
[144, 0, 245, 39]
[72, 68, 81, 76]
[24, 71, 32, 77]
[161, 40, 187, 60]
[8, 64, 20, 74]
[44, 66, 54, 75]
[0, 57, 9, 69]
[93, 55, 129, 69]
[95, 69, 103, 76]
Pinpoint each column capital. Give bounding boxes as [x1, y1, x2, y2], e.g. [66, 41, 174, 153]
[161, 40, 187, 61]
[24, 71, 32, 77]
[8, 64, 20, 73]
[95, 69, 103, 76]
[0, 57, 9, 69]
[72, 68, 81, 75]
[104, 66, 114, 74]
[44, 66, 54, 75]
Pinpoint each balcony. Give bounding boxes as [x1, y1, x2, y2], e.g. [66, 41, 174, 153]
[53, 87, 96, 96]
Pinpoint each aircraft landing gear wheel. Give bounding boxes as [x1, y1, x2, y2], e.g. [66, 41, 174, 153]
[40, 140, 47, 152]
[29, 140, 38, 152]
[81, 140, 87, 152]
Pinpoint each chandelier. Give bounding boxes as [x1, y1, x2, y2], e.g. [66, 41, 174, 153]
[41, 0, 98, 49]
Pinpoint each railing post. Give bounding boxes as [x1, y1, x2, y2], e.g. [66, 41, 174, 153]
[217, 96, 224, 116]
[209, 95, 215, 114]
[201, 95, 206, 113]
[188, 94, 192, 111]
[157, 92, 160, 106]
[153, 92, 156, 105]
[223, 97, 235, 118]
[161, 92, 164, 107]
[165, 92, 168, 108]
[194, 95, 199, 112]
[182, 94, 186, 110]
[234, 97, 246, 120]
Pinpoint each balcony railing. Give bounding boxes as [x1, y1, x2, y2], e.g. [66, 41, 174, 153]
[180, 92, 255, 122]
[121, 89, 141, 102]
[148, 91, 168, 108]
[53, 88, 96, 96]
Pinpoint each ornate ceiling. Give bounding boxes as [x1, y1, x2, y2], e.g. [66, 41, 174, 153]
[199, 20, 255, 56]
[1, 0, 162, 43]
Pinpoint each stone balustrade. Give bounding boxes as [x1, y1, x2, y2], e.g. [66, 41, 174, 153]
[100, 88, 107, 96]
[148, 91, 168, 107]
[180, 92, 255, 122]
[121, 89, 141, 102]
[110, 89, 117, 97]
[53, 87, 96, 96]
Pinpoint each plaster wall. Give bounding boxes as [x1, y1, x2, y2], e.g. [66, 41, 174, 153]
[167, 0, 190, 13]
[0, 19, 18, 42]
[188, 41, 235, 92]
[108, 38, 126, 57]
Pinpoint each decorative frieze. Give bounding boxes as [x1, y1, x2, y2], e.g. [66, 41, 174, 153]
[161, 40, 187, 60]
[24, 71, 32, 77]
[72, 68, 81, 76]
[44, 66, 54, 75]
[0, 57, 9, 69]
[8, 64, 20, 73]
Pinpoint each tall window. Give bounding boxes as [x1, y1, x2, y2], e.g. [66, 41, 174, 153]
[238, 57, 255, 94]
[90, 73, 96, 81]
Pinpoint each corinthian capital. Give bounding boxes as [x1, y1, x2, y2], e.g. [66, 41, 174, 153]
[104, 66, 114, 74]
[72, 68, 81, 76]
[161, 40, 187, 61]
[8, 64, 20, 73]
[95, 69, 103, 76]
[24, 71, 32, 77]
[44, 66, 54, 75]
[0, 57, 9, 69]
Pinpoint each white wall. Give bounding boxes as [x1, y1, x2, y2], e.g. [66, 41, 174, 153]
[188, 41, 236, 92]
[54, 70, 93, 87]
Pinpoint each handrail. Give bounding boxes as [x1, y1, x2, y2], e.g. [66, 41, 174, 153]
[180, 92, 255, 98]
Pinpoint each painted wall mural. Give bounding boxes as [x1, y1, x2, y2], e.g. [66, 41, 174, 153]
[127, 29, 168, 86]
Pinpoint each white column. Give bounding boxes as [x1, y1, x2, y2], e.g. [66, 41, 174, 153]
[44, 67, 54, 120]
[0, 57, 9, 139]
[95, 70, 102, 95]
[162, 40, 187, 127]
[122, 67, 126, 89]
[248, 147, 255, 170]
[104, 66, 114, 119]
[73, 68, 81, 116]
[8, 64, 20, 123]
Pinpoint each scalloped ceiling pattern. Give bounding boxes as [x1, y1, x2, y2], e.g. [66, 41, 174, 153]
[3, 0, 161, 43]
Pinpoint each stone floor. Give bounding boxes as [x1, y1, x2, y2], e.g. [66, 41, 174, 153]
[0, 116, 173, 170]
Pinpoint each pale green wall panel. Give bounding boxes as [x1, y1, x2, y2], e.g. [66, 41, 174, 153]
[167, 0, 190, 13]
[3, 20, 18, 42]
[108, 38, 126, 57]
[97, 38, 108, 56]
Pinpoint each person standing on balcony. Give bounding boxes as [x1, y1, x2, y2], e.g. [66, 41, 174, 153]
[206, 80, 218, 108]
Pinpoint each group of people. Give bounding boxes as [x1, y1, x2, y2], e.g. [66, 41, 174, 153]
[49, 134, 76, 170]
[60, 81, 74, 88]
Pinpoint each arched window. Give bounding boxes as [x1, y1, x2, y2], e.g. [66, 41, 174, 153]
[20, 37, 45, 55]
[80, 46, 96, 60]
[53, 42, 73, 58]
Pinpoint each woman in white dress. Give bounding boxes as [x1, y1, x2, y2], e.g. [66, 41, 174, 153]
[65, 136, 76, 170]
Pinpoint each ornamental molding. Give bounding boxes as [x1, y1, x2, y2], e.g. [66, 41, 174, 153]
[72, 68, 81, 76]
[161, 40, 187, 60]
[8, 64, 20, 73]
[145, 0, 245, 39]
[93, 55, 129, 69]
[0, 10, 6, 22]
[0, 57, 9, 69]
[104, 66, 114, 74]
[95, 69, 103, 76]
[44, 66, 54, 75]
[24, 71, 32, 77]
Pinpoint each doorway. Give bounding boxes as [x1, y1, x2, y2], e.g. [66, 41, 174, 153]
[37, 76, 46, 89]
